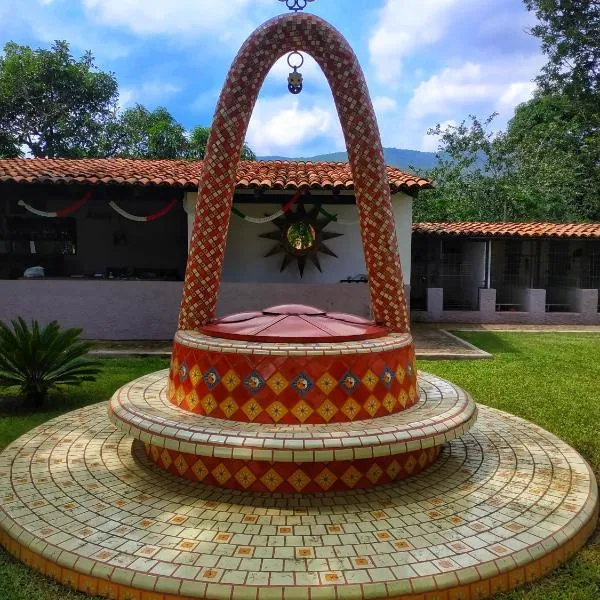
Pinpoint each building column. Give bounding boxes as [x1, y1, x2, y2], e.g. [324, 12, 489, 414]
[182, 192, 197, 249]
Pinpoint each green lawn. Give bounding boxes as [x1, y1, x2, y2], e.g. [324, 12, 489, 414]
[0, 334, 599, 600]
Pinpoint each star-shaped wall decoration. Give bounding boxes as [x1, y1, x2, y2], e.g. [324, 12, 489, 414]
[259, 203, 343, 277]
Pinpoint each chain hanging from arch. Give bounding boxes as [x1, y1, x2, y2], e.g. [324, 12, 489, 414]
[287, 51, 304, 94]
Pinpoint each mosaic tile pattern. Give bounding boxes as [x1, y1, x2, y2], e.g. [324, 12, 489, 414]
[168, 335, 418, 423]
[142, 442, 442, 493]
[0, 395, 597, 600]
[108, 371, 477, 463]
[179, 13, 409, 332]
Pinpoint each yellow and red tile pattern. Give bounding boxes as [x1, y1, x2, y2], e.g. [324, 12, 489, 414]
[179, 12, 409, 332]
[143, 442, 441, 493]
[168, 338, 418, 424]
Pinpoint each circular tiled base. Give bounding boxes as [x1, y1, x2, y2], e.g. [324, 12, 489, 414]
[0, 384, 597, 600]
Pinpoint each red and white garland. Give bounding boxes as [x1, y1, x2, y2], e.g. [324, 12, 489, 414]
[18, 193, 179, 222]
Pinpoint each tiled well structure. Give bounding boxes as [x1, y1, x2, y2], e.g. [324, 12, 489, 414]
[0, 7, 597, 600]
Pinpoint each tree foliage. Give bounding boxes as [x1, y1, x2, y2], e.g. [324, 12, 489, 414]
[0, 41, 119, 158]
[187, 125, 256, 161]
[417, 0, 600, 223]
[0, 40, 257, 161]
[113, 104, 188, 159]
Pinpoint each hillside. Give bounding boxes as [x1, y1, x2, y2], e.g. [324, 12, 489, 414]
[258, 147, 439, 172]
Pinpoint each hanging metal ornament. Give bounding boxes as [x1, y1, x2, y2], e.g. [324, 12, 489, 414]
[287, 51, 304, 94]
[279, 0, 315, 12]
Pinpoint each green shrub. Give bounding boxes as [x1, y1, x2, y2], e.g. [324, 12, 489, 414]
[0, 318, 100, 406]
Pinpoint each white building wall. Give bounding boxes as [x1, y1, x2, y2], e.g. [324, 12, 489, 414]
[184, 190, 413, 286]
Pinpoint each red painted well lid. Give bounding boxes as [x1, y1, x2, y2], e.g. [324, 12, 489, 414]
[200, 304, 388, 343]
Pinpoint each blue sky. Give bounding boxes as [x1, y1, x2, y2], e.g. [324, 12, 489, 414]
[1, 0, 543, 156]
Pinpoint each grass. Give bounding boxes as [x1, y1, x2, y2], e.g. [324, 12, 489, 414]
[0, 335, 599, 599]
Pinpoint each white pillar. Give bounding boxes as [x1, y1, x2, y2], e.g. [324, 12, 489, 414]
[182, 192, 197, 249]
[390, 192, 413, 284]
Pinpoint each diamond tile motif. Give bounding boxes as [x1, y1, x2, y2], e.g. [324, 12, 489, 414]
[203, 368, 220, 390]
[267, 372, 288, 395]
[260, 469, 284, 492]
[364, 395, 381, 417]
[241, 399, 262, 421]
[191, 459, 208, 480]
[189, 364, 203, 387]
[243, 371, 265, 394]
[222, 370, 241, 392]
[201, 393, 217, 414]
[316, 399, 338, 422]
[381, 367, 394, 389]
[361, 370, 379, 391]
[211, 464, 232, 485]
[265, 401, 288, 423]
[291, 372, 313, 396]
[234, 467, 257, 489]
[341, 398, 361, 420]
[339, 372, 360, 395]
[315, 468, 337, 491]
[219, 397, 239, 418]
[167, 335, 419, 424]
[316, 372, 337, 394]
[291, 400, 314, 423]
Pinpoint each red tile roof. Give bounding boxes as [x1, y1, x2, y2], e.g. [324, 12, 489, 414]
[413, 222, 600, 239]
[0, 158, 431, 193]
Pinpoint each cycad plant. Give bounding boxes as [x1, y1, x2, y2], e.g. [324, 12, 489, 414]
[0, 318, 100, 406]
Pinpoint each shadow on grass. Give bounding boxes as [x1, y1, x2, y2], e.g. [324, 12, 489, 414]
[450, 331, 522, 356]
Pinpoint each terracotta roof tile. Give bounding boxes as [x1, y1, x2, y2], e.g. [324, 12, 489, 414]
[0, 158, 431, 194]
[413, 222, 600, 239]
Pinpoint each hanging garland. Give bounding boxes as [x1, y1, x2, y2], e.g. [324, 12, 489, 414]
[231, 189, 303, 223]
[17, 191, 92, 217]
[108, 197, 178, 222]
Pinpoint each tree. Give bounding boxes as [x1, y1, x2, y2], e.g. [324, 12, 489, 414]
[505, 93, 599, 220]
[187, 125, 256, 160]
[414, 115, 527, 222]
[114, 105, 188, 159]
[522, 0, 600, 219]
[0, 41, 119, 158]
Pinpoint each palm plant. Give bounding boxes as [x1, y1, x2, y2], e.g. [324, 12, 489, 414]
[0, 318, 100, 406]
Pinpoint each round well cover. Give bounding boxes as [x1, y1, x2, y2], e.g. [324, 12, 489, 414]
[200, 304, 388, 343]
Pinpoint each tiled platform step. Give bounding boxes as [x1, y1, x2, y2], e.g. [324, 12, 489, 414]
[169, 331, 419, 423]
[109, 371, 477, 491]
[0, 400, 597, 600]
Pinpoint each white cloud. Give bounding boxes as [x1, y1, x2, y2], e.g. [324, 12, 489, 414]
[246, 95, 343, 156]
[118, 81, 181, 109]
[408, 58, 541, 119]
[368, 0, 458, 86]
[498, 82, 537, 109]
[420, 119, 456, 152]
[82, 0, 271, 36]
[373, 96, 398, 115]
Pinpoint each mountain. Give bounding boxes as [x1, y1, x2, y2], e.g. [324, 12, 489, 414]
[258, 147, 439, 172]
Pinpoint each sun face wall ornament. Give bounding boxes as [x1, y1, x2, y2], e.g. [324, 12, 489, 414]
[259, 203, 343, 277]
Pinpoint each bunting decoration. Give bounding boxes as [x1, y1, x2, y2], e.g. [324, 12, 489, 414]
[108, 197, 178, 222]
[17, 191, 91, 217]
[231, 189, 303, 223]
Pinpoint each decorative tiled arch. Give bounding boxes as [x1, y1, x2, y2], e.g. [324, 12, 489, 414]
[179, 13, 409, 332]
